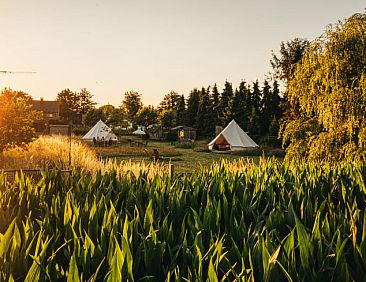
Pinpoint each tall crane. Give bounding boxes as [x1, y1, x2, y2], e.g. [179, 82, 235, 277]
[0, 70, 36, 74]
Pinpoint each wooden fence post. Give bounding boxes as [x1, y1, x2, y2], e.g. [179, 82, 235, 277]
[169, 163, 174, 178]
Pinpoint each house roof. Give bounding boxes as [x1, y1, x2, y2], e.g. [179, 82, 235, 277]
[29, 100, 60, 113]
[171, 126, 196, 131]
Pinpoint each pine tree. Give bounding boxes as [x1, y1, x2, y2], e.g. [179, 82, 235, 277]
[236, 81, 251, 131]
[226, 88, 242, 123]
[220, 81, 234, 125]
[259, 80, 272, 136]
[176, 95, 186, 125]
[186, 89, 200, 127]
[247, 81, 261, 135]
[195, 87, 212, 137]
[210, 84, 221, 127]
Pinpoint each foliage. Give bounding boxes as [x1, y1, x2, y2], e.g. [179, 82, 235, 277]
[99, 104, 115, 117]
[121, 91, 143, 124]
[195, 87, 213, 137]
[159, 91, 181, 112]
[83, 108, 106, 126]
[107, 108, 126, 128]
[57, 88, 96, 123]
[159, 110, 175, 128]
[271, 38, 309, 83]
[281, 12, 366, 162]
[176, 95, 186, 126]
[0, 88, 42, 152]
[175, 140, 195, 149]
[185, 89, 200, 127]
[135, 106, 158, 127]
[1, 159, 366, 281]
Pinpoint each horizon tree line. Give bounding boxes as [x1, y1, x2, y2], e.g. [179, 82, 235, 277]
[56, 78, 282, 139]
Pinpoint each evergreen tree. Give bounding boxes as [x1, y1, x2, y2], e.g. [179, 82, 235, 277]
[247, 81, 261, 135]
[186, 89, 200, 127]
[268, 80, 282, 136]
[78, 88, 96, 114]
[226, 88, 241, 124]
[259, 80, 272, 136]
[236, 81, 251, 131]
[220, 81, 234, 124]
[176, 95, 186, 125]
[210, 84, 221, 127]
[195, 87, 212, 137]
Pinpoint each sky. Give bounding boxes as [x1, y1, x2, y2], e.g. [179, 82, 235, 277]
[0, 1, 364, 107]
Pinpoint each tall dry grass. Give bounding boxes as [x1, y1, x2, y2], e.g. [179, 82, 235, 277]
[0, 135, 167, 177]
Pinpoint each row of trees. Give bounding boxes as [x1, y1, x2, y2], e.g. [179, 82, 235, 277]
[57, 80, 282, 139]
[155, 80, 282, 138]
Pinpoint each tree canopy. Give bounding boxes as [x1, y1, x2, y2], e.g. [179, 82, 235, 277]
[281, 12, 366, 162]
[57, 88, 96, 123]
[0, 88, 42, 152]
[121, 91, 143, 123]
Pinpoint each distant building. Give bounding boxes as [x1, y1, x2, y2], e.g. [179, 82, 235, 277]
[171, 126, 197, 140]
[146, 124, 164, 140]
[29, 98, 62, 133]
[49, 124, 70, 135]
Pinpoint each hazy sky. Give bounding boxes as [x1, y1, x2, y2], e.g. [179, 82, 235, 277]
[1, 1, 364, 106]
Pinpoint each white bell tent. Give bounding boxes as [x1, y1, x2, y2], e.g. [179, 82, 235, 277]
[82, 120, 118, 142]
[208, 120, 258, 151]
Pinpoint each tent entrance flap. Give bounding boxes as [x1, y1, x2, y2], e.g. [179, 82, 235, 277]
[212, 135, 231, 151]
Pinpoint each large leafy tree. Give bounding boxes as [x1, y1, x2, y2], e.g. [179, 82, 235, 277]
[159, 91, 181, 112]
[159, 110, 175, 128]
[281, 12, 366, 162]
[57, 88, 96, 123]
[121, 91, 143, 124]
[107, 108, 126, 127]
[0, 88, 42, 152]
[99, 104, 115, 117]
[135, 106, 158, 127]
[83, 108, 106, 126]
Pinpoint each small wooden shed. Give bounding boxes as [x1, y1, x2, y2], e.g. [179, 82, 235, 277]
[171, 126, 197, 140]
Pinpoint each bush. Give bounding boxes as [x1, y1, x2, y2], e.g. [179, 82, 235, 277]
[175, 140, 195, 149]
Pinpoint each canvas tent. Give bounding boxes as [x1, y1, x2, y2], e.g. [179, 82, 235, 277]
[208, 120, 258, 151]
[82, 120, 118, 142]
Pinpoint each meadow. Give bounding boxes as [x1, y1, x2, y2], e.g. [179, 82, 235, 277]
[0, 137, 365, 281]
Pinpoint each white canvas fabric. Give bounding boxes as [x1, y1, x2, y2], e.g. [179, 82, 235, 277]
[208, 120, 258, 151]
[82, 120, 118, 141]
[133, 129, 146, 135]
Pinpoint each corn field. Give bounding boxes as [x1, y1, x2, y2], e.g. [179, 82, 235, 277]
[0, 159, 366, 281]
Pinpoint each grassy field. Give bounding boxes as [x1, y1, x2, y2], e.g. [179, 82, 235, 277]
[93, 138, 262, 173]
